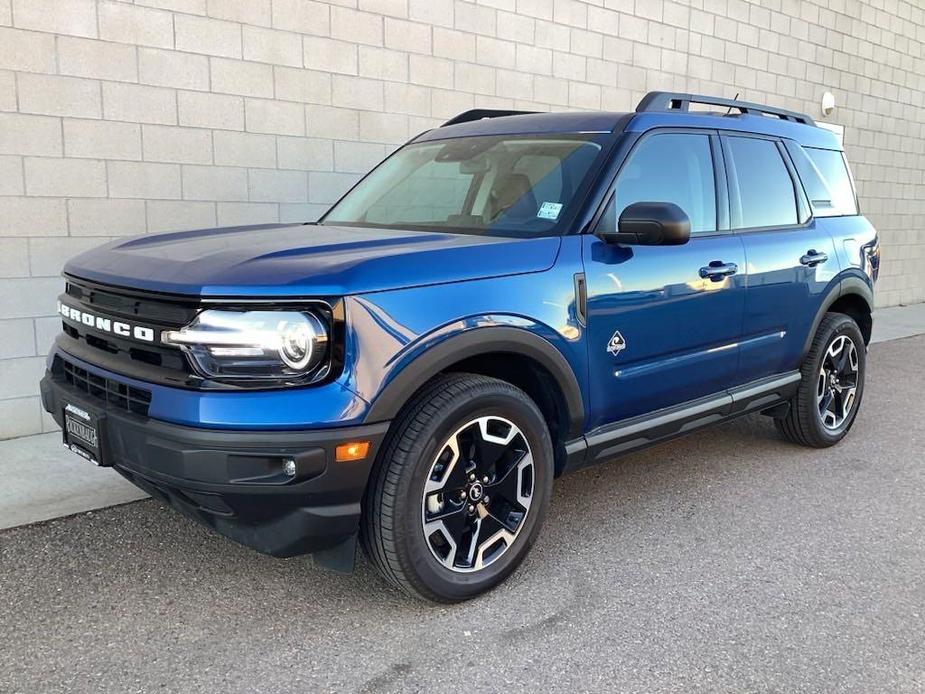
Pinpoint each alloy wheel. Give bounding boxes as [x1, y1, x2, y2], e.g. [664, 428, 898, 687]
[816, 334, 859, 430]
[421, 416, 534, 573]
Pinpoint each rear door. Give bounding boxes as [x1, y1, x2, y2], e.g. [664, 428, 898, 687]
[721, 134, 840, 384]
[581, 129, 747, 430]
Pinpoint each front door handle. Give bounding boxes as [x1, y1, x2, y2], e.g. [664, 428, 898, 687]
[800, 250, 829, 266]
[699, 260, 738, 281]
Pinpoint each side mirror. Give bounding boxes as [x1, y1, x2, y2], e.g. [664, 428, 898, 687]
[599, 201, 691, 246]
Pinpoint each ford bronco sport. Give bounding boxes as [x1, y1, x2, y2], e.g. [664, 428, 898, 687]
[42, 92, 879, 602]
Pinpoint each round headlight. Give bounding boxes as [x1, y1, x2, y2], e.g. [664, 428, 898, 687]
[278, 315, 320, 370]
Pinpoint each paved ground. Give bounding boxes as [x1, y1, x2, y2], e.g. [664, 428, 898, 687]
[1, 334, 922, 693]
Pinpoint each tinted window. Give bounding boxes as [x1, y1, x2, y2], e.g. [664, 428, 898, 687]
[609, 133, 716, 233]
[805, 147, 858, 216]
[725, 136, 798, 228]
[322, 134, 605, 238]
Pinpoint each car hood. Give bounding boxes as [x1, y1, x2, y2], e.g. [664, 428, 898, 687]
[63, 223, 561, 297]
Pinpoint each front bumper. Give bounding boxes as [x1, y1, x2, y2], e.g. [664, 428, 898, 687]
[40, 365, 390, 562]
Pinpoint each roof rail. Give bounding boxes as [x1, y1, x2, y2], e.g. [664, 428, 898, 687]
[635, 91, 816, 126]
[442, 109, 539, 127]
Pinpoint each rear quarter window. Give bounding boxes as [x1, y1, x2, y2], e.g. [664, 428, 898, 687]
[786, 142, 859, 217]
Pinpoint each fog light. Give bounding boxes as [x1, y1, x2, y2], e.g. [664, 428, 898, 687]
[335, 441, 369, 462]
[283, 458, 297, 477]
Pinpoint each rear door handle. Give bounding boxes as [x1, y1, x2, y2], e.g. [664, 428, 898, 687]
[699, 261, 738, 281]
[800, 250, 829, 266]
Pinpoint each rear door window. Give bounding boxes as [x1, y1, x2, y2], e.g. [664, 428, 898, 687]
[724, 136, 798, 229]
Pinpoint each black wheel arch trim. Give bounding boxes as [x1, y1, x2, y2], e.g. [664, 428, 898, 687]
[802, 276, 874, 357]
[363, 326, 585, 439]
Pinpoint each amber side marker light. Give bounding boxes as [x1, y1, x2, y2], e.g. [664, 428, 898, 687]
[335, 441, 370, 462]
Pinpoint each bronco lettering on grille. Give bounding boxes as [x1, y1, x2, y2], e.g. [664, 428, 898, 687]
[57, 301, 157, 343]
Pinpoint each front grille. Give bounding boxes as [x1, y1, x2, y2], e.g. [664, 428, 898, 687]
[54, 356, 152, 416]
[59, 276, 200, 386]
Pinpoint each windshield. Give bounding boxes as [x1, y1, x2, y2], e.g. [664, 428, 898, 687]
[321, 134, 607, 237]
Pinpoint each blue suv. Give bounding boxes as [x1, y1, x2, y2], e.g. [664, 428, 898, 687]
[41, 92, 879, 602]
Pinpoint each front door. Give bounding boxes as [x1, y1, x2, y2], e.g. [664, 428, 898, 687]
[582, 130, 747, 431]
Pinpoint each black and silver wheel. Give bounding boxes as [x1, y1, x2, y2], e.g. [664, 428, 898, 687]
[362, 373, 553, 602]
[775, 312, 867, 447]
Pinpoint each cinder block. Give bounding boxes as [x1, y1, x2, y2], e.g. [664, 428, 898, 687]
[216, 202, 279, 226]
[274, 67, 332, 105]
[208, 0, 270, 26]
[383, 18, 431, 54]
[455, 63, 496, 96]
[247, 168, 308, 203]
[108, 161, 182, 199]
[0, 154, 23, 195]
[272, 0, 330, 35]
[139, 48, 210, 91]
[0, 397, 42, 441]
[24, 158, 107, 198]
[99, 1, 174, 48]
[433, 28, 475, 62]
[33, 316, 60, 356]
[28, 237, 105, 277]
[0, 356, 46, 399]
[182, 165, 248, 201]
[58, 37, 138, 82]
[359, 0, 408, 19]
[332, 75, 384, 111]
[0, 28, 57, 73]
[103, 82, 176, 125]
[455, 2, 496, 35]
[64, 119, 142, 160]
[408, 0, 453, 28]
[280, 202, 328, 223]
[277, 136, 333, 171]
[142, 124, 213, 165]
[211, 58, 274, 98]
[306, 105, 359, 140]
[0, 238, 29, 278]
[178, 91, 244, 131]
[359, 46, 410, 82]
[383, 82, 429, 115]
[214, 130, 276, 168]
[0, 69, 13, 111]
[175, 15, 242, 59]
[146, 200, 217, 233]
[516, 44, 553, 75]
[17, 74, 101, 119]
[304, 37, 359, 75]
[12, 0, 97, 38]
[0, 277, 62, 318]
[358, 111, 408, 143]
[245, 98, 305, 136]
[497, 10, 536, 44]
[0, 197, 67, 237]
[68, 198, 147, 236]
[409, 55, 453, 88]
[243, 26, 303, 67]
[0, 318, 36, 359]
[331, 6, 383, 46]
[477, 36, 517, 69]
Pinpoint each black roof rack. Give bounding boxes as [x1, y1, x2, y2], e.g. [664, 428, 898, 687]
[636, 91, 816, 126]
[442, 109, 539, 127]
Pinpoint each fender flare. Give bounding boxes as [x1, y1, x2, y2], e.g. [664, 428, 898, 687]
[363, 326, 585, 438]
[802, 275, 874, 356]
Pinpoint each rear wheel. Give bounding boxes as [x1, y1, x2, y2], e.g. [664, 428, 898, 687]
[361, 373, 554, 602]
[775, 312, 866, 447]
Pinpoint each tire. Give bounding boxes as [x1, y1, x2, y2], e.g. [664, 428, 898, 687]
[361, 373, 554, 603]
[775, 312, 866, 448]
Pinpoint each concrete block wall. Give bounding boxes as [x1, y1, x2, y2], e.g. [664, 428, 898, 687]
[0, 0, 923, 439]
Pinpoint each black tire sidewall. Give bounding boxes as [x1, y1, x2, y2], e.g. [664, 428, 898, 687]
[804, 315, 867, 443]
[390, 386, 553, 602]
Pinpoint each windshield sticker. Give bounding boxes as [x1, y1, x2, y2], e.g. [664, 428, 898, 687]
[537, 202, 563, 220]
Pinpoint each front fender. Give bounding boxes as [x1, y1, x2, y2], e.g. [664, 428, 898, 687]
[360, 318, 585, 436]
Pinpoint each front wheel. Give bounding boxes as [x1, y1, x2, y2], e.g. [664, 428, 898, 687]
[775, 312, 867, 447]
[361, 373, 554, 602]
